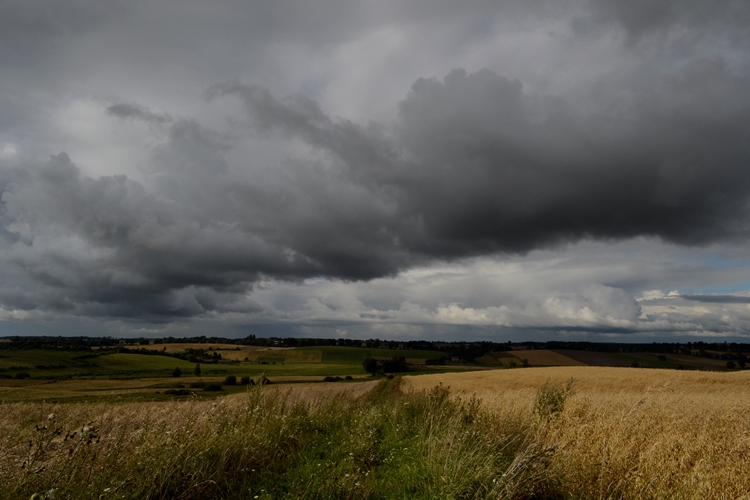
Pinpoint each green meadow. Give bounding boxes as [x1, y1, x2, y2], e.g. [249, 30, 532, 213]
[0, 345, 450, 403]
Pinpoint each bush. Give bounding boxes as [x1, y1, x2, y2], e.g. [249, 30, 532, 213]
[223, 375, 237, 386]
[344, 375, 353, 380]
[164, 389, 190, 396]
[203, 383, 223, 391]
[172, 367, 182, 377]
[362, 357, 378, 374]
[240, 376, 251, 385]
[533, 378, 575, 420]
[425, 357, 447, 365]
[14, 372, 30, 380]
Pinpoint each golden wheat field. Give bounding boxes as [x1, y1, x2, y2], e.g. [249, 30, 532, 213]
[405, 367, 750, 499]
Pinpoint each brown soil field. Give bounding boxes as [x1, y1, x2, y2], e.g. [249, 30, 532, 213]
[631, 352, 727, 370]
[507, 349, 585, 366]
[552, 349, 634, 367]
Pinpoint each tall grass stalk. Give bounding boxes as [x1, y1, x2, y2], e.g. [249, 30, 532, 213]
[1, 380, 549, 499]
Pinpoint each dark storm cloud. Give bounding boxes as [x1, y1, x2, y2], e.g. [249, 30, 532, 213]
[2, 0, 750, 326]
[211, 65, 750, 259]
[583, 0, 750, 39]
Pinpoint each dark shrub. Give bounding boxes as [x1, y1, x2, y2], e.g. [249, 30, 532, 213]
[14, 372, 30, 379]
[165, 389, 190, 396]
[189, 382, 206, 389]
[344, 375, 353, 380]
[204, 383, 223, 391]
[380, 356, 408, 373]
[240, 376, 251, 385]
[172, 367, 182, 377]
[362, 357, 378, 374]
[223, 375, 237, 385]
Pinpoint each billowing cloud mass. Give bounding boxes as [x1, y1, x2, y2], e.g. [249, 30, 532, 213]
[1, 0, 750, 339]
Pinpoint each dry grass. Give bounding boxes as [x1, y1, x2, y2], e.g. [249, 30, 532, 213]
[133, 344, 324, 363]
[405, 366, 750, 499]
[254, 379, 380, 403]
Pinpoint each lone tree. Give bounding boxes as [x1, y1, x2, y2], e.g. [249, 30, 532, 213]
[362, 357, 378, 374]
[194, 363, 201, 376]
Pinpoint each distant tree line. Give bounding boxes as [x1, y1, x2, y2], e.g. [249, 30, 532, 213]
[4, 336, 750, 365]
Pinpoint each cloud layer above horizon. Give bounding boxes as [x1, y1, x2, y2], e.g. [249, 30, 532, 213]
[2, 0, 750, 340]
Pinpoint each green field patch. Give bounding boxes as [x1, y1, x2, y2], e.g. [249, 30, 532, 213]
[255, 356, 285, 364]
[285, 349, 323, 362]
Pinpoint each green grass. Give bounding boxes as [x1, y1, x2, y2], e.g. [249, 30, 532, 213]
[1, 379, 561, 500]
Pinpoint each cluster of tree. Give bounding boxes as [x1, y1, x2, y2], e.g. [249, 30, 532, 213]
[521, 341, 750, 355]
[362, 356, 409, 374]
[0, 336, 118, 351]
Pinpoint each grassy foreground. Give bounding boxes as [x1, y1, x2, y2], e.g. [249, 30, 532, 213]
[3, 367, 750, 499]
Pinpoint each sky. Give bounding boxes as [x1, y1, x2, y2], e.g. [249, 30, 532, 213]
[1, 0, 750, 341]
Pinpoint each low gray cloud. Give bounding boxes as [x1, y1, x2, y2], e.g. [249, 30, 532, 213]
[106, 103, 173, 124]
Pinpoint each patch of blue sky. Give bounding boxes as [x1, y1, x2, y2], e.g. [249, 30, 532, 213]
[678, 282, 750, 295]
[683, 255, 750, 269]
